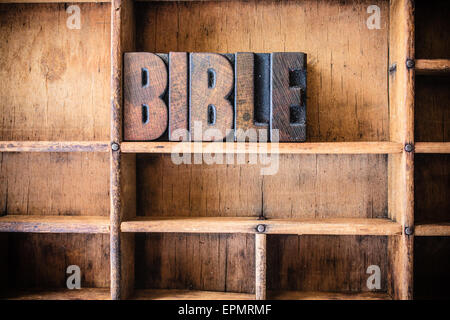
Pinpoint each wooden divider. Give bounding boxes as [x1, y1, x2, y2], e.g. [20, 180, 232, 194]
[387, 0, 415, 300]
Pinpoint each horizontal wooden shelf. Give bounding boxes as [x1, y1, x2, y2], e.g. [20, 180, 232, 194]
[2, 288, 110, 300]
[268, 291, 391, 300]
[0, 215, 110, 234]
[132, 289, 254, 300]
[0, 0, 109, 3]
[416, 59, 450, 75]
[131, 289, 391, 300]
[415, 142, 450, 154]
[0, 141, 109, 153]
[415, 223, 450, 236]
[121, 217, 402, 236]
[120, 142, 403, 155]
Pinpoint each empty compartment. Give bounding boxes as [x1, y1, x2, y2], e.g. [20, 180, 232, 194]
[133, 233, 255, 299]
[0, 233, 110, 300]
[415, 76, 450, 143]
[414, 237, 450, 299]
[0, 152, 109, 217]
[0, 3, 110, 141]
[136, 154, 388, 219]
[267, 235, 391, 299]
[415, 154, 450, 225]
[415, 0, 450, 59]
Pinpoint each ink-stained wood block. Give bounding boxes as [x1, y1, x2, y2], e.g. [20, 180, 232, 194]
[190, 53, 234, 142]
[271, 52, 307, 142]
[235, 53, 269, 142]
[169, 52, 189, 141]
[124, 53, 168, 141]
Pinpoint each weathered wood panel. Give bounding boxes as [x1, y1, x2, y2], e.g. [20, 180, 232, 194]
[6, 234, 110, 289]
[415, 0, 450, 59]
[414, 237, 450, 299]
[0, 3, 110, 141]
[135, 233, 255, 293]
[267, 235, 389, 293]
[137, 154, 387, 219]
[415, 76, 450, 142]
[136, 0, 389, 142]
[0, 153, 109, 216]
[415, 154, 450, 224]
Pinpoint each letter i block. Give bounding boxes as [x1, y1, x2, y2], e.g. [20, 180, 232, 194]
[190, 53, 234, 142]
[168, 52, 189, 141]
[235, 53, 270, 142]
[271, 52, 307, 142]
[124, 52, 168, 141]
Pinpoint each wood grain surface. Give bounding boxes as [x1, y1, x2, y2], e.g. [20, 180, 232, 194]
[124, 52, 168, 141]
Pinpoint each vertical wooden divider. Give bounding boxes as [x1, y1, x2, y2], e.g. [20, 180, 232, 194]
[111, 0, 136, 300]
[255, 233, 267, 300]
[388, 0, 414, 300]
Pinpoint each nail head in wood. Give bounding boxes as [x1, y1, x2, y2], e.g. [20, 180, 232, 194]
[111, 142, 120, 151]
[256, 224, 266, 233]
[405, 226, 414, 236]
[406, 59, 415, 69]
[404, 143, 414, 153]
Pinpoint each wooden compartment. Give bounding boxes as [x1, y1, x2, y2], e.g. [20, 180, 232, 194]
[415, 0, 450, 60]
[1, 0, 447, 300]
[414, 237, 450, 299]
[113, 0, 413, 300]
[0, 152, 110, 233]
[414, 154, 450, 236]
[0, 3, 110, 142]
[132, 233, 255, 300]
[267, 235, 391, 299]
[0, 233, 110, 300]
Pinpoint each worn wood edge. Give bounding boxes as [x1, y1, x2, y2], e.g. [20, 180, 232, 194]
[110, 0, 135, 301]
[255, 233, 266, 300]
[0, 0, 109, 2]
[131, 289, 255, 300]
[415, 223, 450, 236]
[415, 142, 450, 154]
[416, 59, 450, 75]
[268, 291, 392, 300]
[0, 215, 110, 233]
[121, 217, 402, 236]
[120, 142, 403, 154]
[0, 141, 110, 152]
[2, 288, 110, 300]
[387, 0, 415, 300]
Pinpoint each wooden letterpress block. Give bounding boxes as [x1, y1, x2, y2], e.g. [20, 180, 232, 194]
[169, 52, 189, 141]
[190, 53, 234, 141]
[271, 52, 307, 142]
[235, 53, 270, 142]
[124, 52, 168, 141]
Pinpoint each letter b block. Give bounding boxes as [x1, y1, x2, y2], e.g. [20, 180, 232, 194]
[190, 53, 234, 141]
[124, 53, 168, 141]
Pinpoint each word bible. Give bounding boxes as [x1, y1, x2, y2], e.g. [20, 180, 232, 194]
[124, 52, 307, 142]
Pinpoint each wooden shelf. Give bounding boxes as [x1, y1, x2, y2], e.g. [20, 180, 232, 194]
[2, 288, 110, 300]
[132, 289, 254, 300]
[120, 142, 403, 154]
[415, 223, 450, 236]
[415, 142, 450, 154]
[416, 59, 450, 75]
[268, 291, 391, 300]
[121, 217, 402, 236]
[0, 0, 110, 3]
[130, 289, 391, 300]
[0, 141, 109, 153]
[0, 215, 110, 234]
